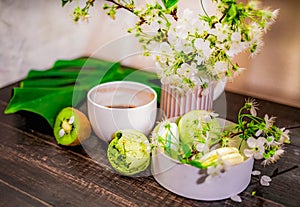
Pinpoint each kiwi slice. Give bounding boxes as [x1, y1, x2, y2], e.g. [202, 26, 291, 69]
[53, 107, 91, 146]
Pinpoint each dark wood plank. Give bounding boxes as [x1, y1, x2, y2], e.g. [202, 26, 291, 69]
[0, 179, 53, 207]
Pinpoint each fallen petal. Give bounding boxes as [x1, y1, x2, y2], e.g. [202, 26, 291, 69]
[260, 179, 270, 186]
[260, 175, 272, 186]
[261, 175, 272, 182]
[251, 170, 261, 176]
[230, 194, 242, 203]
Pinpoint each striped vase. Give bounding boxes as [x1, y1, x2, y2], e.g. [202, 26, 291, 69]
[160, 83, 214, 118]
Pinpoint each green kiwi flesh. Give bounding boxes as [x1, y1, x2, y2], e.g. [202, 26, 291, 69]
[53, 107, 91, 146]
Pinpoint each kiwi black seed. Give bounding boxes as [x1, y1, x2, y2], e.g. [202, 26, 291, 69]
[53, 107, 91, 146]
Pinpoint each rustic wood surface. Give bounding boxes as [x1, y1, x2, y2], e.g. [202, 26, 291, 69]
[0, 82, 299, 207]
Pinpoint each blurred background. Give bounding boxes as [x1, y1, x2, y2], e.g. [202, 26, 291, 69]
[0, 0, 299, 108]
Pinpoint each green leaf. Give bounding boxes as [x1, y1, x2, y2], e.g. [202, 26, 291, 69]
[227, 3, 238, 21]
[187, 160, 204, 169]
[5, 57, 160, 128]
[162, 0, 179, 9]
[62, 0, 72, 7]
[5, 87, 86, 127]
[181, 143, 192, 159]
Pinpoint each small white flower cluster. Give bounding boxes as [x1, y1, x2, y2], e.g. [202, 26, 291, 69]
[242, 99, 290, 166]
[244, 126, 289, 166]
[132, 0, 279, 91]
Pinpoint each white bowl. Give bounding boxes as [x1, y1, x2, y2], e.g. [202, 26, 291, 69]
[151, 118, 254, 201]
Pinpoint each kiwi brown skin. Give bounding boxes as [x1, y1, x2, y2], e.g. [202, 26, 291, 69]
[54, 107, 92, 146]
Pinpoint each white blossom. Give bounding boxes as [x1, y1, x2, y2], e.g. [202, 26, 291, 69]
[279, 128, 290, 144]
[210, 23, 229, 42]
[244, 137, 266, 159]
[231, 31, 242, 42]
[196, 142, 209, 154]
[159, 42, 172, 54]
[177, 63, 197, 78]
[226, 41, 248, 57]
[194, 38, 212, 60]
[212, 61, 227, 76]
[261, 148, 285, 166]
[246, 98, 259, 116]
[264, 114, 276, 130]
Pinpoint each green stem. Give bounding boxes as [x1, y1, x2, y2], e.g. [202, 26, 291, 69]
[200, 0, 209, 17]
[237, 106, 245, 126]
[240, 113, 263, 123]
[238, 138, 245, 150]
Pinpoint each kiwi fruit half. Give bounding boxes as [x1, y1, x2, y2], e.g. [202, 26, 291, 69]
[53, 107, 91, 146]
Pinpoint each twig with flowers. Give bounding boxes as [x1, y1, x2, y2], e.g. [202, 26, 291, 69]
[220, 99, 290, 166]
[62, 0, 279, 92]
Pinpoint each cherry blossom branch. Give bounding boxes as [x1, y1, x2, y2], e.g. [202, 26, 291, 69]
[105, 0, 134, 13]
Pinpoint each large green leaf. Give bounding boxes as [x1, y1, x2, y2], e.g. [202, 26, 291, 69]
[4, 57, 160, 128]
[5, 87, 86, 127]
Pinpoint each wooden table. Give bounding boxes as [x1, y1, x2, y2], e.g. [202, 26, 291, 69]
[0, 82, 299, 207]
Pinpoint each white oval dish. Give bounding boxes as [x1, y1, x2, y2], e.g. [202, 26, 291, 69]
[151, 118, 254, 201]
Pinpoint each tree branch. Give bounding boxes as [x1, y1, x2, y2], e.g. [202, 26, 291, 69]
[105, 0, 134, 13]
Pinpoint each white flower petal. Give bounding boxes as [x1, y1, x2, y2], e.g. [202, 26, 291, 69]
[257, 137, 267, 145]
[250, 107, 257, 116]
[231, 32, 241, 42]
[196, 143, 206, 152]
[253, 151, 264, 160]
[247, 137, 257, 148]
[230, 194, 242, 203]
[244, 149, 254, 158]
[251, 170, 261, 176]
[260, 175, 272, 186]
[255, 129, 263, 137]
[261, 175, 272, 182]
[260, 179, 270, 186]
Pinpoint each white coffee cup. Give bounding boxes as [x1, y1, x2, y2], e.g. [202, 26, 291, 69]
[87, 81, 157, 142]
